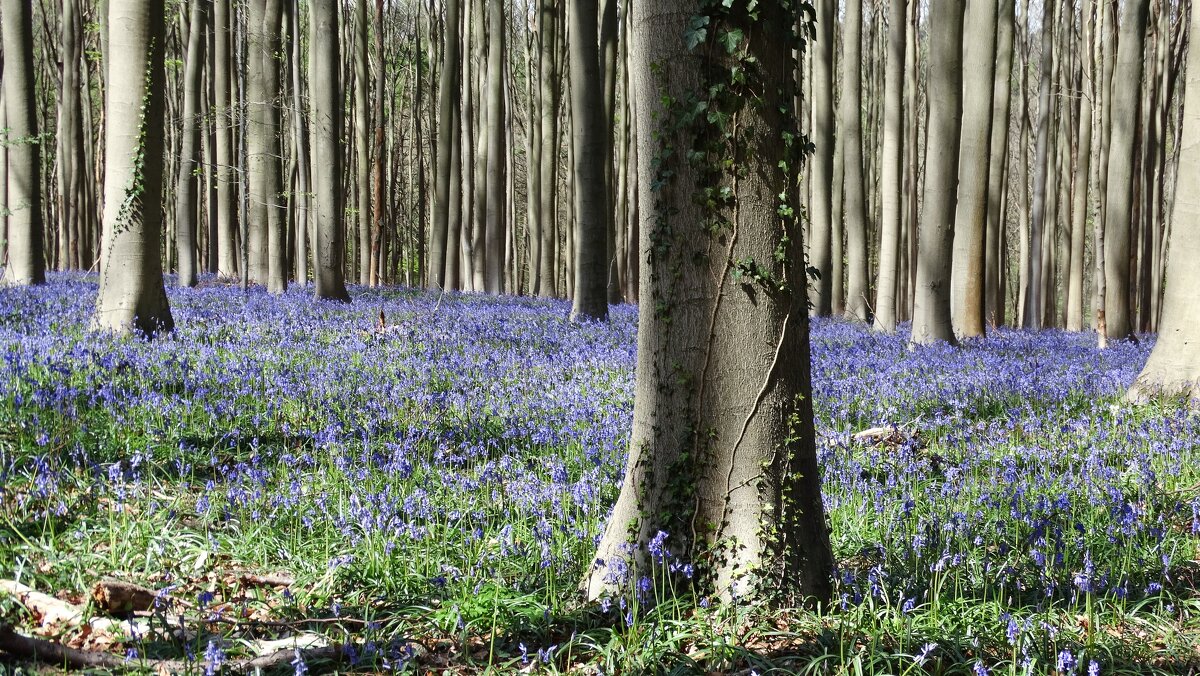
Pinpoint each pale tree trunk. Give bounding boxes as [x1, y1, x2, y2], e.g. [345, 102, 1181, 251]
[808, 0, 835, 316]
[1103, 0, 1150, 341]
[369, 0, 386, 287]
[310, 0, 349, 302]
[214, 0, 239, 279]
[245, 0, 285, 291]
[586, 0, 833, 605]
[174, 0, 206, 288]
[1066, 0, 1095, 331]
[0, 87, 7, 265]
[1094, 0, 1115, 344]
[872, 0, 906, 333]
[568, 0, 608, 321]
[354, 0, 370, 285]
[1, 0, 45, 286]
[483, 0, 506, 294]
[1127, 5, 1200, 404]
[910, 0, 966, 347]
[429, 0, 460, 289]
[842, 0, 869, 322]
[601, 0, 620, 304]
[949, 0, 998, 339]
[1023, 0, 1055, 330]
[525, 13, 542, 295]
[289, 0, 309, 286]
[93, 0, 172, 334]
[59, 0, 87, 271]
[467, 0, 486, 291]
[536, 0, 559, 297]
[984, 0, 1014, 326]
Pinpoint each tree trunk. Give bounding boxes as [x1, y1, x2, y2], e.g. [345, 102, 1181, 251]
[93, 0, 172, 334]
[213, 0, 239, 279]
[429, 0, 460, 289]
[910, 0, 966, 347]
[1127, 5, 1200, 404]
[354, 0, 370, 285]
[310, 0, 349, 302]
[289, 0, 310, 286]
[174, 0, 206, 288]
[536, 0, 559, 297]
[586, 0, 833, 605]
[483, 0, 506, 294]
[949, 0, 998, 339]
[1023, 0, 1056, 330]
[872, 0, 906, 333]
[1066, 1, 1095, 332]
[808, 0, 835, 316]
[1103, 0, 1150, 341]
[984, 0, 1015, 326]
[841, 0, 869, 322]
[1, 0, 46, 286]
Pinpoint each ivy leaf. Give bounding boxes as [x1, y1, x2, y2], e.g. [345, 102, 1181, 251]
[718, 28, 743, 54]
[684, 15, 710, 51]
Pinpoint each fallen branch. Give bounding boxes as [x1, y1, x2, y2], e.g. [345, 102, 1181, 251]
[0, 580, 82, 628]
[92, 578, 158, 615]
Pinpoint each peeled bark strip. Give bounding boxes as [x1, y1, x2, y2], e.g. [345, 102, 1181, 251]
[1127, 5, 1200, 405]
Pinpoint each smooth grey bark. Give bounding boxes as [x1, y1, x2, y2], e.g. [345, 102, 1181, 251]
[1022, 0, 1055, 330]
[525, 12, 542, 295]
[174, 0, 206, 288]
[429, 0, 460, 289]
[289, 0, 309, 286]
[1066, 0, 1095, 332]
[310, 0, 349, 302]
[0, 87, 7, 265]
[872, 0, 906, 333]
[245, 0, 285, 292]
[1127, 4, 1200, 404]
[1, 0, 45, 286]
[354, 0, 370, 285]
[841, 0, 869, 322]
[467, 0, 486, 291]
[601, 0, 620, 304]
[1103, 0, 1150, 341]
[568, 0, 609, 321]
[808, 0, 835, 316]
[910, 0, 966, 347]
[535, 0, 559, 297]
[984, 0, 1015, 326]
[483, 0, 506, 294]
[949, 0, 998, 339]
[587, 0, 833, 605]
[58, 0, 87, 271]
[213, 0, 239, 278]
[93, 0, 172, 334]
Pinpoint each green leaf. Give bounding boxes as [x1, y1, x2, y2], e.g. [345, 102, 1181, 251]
[684, 15, 710, 51]
[718, 28, 744, 54]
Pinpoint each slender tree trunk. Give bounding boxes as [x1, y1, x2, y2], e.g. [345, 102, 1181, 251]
[985, 0, 1015, 326]
[483, 0, 506, 293]
[1066, 0, 1095, 331]
[369, 0, 386, 287]
[1023, 0, 1056, 330]
[59, 0, 87, 272]
[949, 0, 998, 338]
[289, 0, 309, 286]
[94, 0, 171, 334]
[910, 0, 966, 346]
[1103, 0, 1150, 341]
[873, 0, 906, 333]
[536, 0, 559, 297]
[310, 0, 349, 302]
[354, 0, 370, 285]
[808, 0, 835, 316]
[1, 0, 45, 286]
[213, 0, 238, 278]
[429, 0, 460, 289]
[841, 0, 869, 321]
[174, 0, 206, 288]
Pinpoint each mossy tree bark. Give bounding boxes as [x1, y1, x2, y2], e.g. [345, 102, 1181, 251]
[586, 0, 833, 605]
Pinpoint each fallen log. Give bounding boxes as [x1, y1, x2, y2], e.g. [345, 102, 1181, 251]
[0, 580, 82, 628]
[92, 578, 159, 615]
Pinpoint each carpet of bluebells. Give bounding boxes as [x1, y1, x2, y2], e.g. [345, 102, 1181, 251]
[0, 274, 1197, 674]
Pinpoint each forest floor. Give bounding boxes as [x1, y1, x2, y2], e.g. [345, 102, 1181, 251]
[0, 274, 1197, 674]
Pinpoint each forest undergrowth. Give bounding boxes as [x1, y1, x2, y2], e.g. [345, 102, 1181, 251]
[0, 274, 1197, 674]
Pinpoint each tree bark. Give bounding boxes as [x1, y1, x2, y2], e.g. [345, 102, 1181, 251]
[310, 0, 350, 302]
[429, 0, 460, 289]
[536, 0, 559, 297]
[841, 0, 870, 322]
[174, 0, 206, 288]
[984, 0, 1015, 326]
[872, 0, 906, 333]
[1023, 0, 1056, 330]
[586, 0, 833, 605]
[808, 0, 835, 316]
[354, 0, 370, 285]
[1, 0, 46, 286]
[949, 0, 998, 339]
[484, 0, 506, 293]
[1066, 0, 1095, 332]
[93, 0, 172, 334]
[213, 0, 239, 279]
[911, 0, 966, 346]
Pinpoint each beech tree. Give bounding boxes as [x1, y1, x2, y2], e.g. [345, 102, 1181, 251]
[174, 0, 207, 288]
[310, 0, 350, 302]
[1127, 4, 1200, 404]
[1, 0, 45, 286]
[587, 0, 833, 603]
[568, 0, 609, 321]
[873, 0, 906, 333]
[93, 0, 173, 335]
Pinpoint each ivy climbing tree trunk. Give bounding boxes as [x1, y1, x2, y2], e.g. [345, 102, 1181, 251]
[910, 0, 966, 347]
[310, 0, 350, 302]
[586, 0, 833, 605]
[1127, 3, 1200, 404]
[93, 0, 172, 335]
[174, 0, 206, 288]
[1, 0, 45, 286]
[568, 0, 609, 321]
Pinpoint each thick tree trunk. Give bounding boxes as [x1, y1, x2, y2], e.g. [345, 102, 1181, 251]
[841, 0, 870, 322]
[872, 0, 906, 333]
[1127, 5, 1200, 404]
[587, 0, 833, 605]
[174, 0, 206, 288]
[310, 0, 349, 302]
[1, 0, 46, 286]
[1103, 0, 1150, 341]
[949, 0, 998, 339]
[93, 0, 172, 334]
[808, 0, 835, 316]
[910, 0, 966, 346]
[567, 0, 608, 321]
